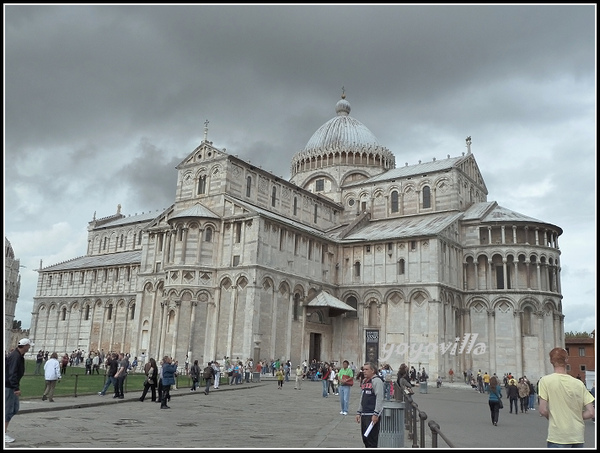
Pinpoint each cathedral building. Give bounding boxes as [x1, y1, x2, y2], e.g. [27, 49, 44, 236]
[29, 94, 564, 380]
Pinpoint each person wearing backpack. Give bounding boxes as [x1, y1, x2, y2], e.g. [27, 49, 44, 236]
[203, 361, 215, 395]
[189, 360, 201, 392]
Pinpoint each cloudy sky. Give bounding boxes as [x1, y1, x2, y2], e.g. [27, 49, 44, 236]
[5, 4, 596, 334]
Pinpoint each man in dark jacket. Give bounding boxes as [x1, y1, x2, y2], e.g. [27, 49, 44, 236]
[5, 338, 33, 443]
[506, 378, 520, 414]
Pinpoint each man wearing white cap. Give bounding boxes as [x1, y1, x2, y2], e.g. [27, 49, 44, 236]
[5, 338, 33, 443]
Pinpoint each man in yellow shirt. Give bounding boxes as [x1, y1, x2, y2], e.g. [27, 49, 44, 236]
[539, 347, 595, 447]
[483, 371, 491, 392]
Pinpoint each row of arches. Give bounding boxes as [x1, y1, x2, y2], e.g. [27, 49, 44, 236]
[464, 252, 560, 292]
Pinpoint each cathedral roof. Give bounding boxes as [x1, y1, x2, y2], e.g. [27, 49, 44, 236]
[307, 291, 356, 312]
[290, 94, 395, 171]
[94, 210, 162, 229]
[463, 202, 561, 232]
[42, 250, 141, 271]
[360, 155, 466, 185]
[303, 96, 380, 152]
[336, 212, 464, 242]
[170, 203, 220, 220]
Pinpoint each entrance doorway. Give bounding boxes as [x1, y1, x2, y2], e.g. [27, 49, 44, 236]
[309, 333, 322, 362]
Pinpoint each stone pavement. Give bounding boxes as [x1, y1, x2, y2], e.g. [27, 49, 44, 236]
[5, 377, 596, 449]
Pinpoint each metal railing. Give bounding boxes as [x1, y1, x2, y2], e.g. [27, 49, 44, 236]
[393, 382, 456, 448]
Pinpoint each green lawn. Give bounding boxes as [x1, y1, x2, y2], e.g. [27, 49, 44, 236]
[17, 359, 216, 399]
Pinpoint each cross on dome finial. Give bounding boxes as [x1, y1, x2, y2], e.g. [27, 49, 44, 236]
[341, 86, 346, 99]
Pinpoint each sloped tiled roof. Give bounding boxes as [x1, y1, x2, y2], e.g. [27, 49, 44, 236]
[338, 212, 463, 242]
[307, 291, 356, 311]
[170, 203, 220, 220]
[228, 197, 332, 240]
[96, 211, 162, 228]
[354, 155, 465, 185]
[42, 250, 142, 271]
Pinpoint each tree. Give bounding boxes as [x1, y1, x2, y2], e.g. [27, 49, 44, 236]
[564, 331, 592, 338]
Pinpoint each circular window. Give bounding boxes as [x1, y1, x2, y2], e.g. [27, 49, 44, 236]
[348, 199, 355, 206]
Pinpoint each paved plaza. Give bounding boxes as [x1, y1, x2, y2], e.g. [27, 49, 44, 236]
[6, 377, 596, 449]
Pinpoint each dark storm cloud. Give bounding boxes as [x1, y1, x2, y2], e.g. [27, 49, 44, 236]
[4, 4, 595, 333]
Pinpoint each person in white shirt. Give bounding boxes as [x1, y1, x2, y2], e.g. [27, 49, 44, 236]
[42, 352, 62, 402]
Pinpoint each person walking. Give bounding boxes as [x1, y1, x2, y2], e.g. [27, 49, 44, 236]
[294, 364, 304, 390]
[160, 356, 178, 409]
[517, 377, 530, 413]
[5, 338, 33, 443]
[113, 352, 129, 399]
[338, 360, 354, 416]
[528, 379, 536, 411]
[355, 361, 384, 448]
[538, 347, 595, 447]
[448, 368, 454, 383]
[189, 360, 200, 392]
[487, 375, 502, 426]
[328, 365, 338, 395]
[483, 371, 491, 392]
[42, 352, 61, 402]
[276, 366, 285, 389]
[98, 353, 119, 396]
[203, 361, 214, 395]
[92, 353, 100, 375]
[156, 359, 164, 404]
[139, 357, 158, 402]
[506, 378, 519, 414]
[321, 363, 331, 397]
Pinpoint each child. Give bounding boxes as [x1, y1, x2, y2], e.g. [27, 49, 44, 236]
[276, 366, 284, 389]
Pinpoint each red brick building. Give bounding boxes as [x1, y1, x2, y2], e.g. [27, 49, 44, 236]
[565, 332, 595, 386]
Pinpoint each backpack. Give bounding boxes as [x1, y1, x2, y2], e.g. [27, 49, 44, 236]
[85, 357, 92, 366]
[203, 366, 213, 379]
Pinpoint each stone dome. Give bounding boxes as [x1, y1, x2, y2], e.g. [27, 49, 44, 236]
[302, 97, 380, 152]
[290, 94, 395, 181]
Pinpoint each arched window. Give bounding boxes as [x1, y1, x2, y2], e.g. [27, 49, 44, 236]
[293, 293, 301, 321]
[130, 303, 136, 320]
[84, 305, 90, 320]
[398, 259, 405, 275]
[368, 301, 378, 326]
[204, 227, 213, 242]
[246, 176, 252, 197]
[293, 197, 298, 216]
[61, 307, 67, 321]
[346, 296, 358, 318]
[522, 306, 533, 335]
[354, 261, 361, 278]
[272, 186, 277, 207]
[391, 190, 399, 213]
[198, 175, 207, 195]
[422, 186, 431, 209]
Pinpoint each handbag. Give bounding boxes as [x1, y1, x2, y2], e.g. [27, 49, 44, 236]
[343, 377, 354, 387]
[498, 398, 504, 409]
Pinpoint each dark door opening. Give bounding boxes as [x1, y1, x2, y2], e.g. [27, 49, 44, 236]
[309, 333, 322, 363]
